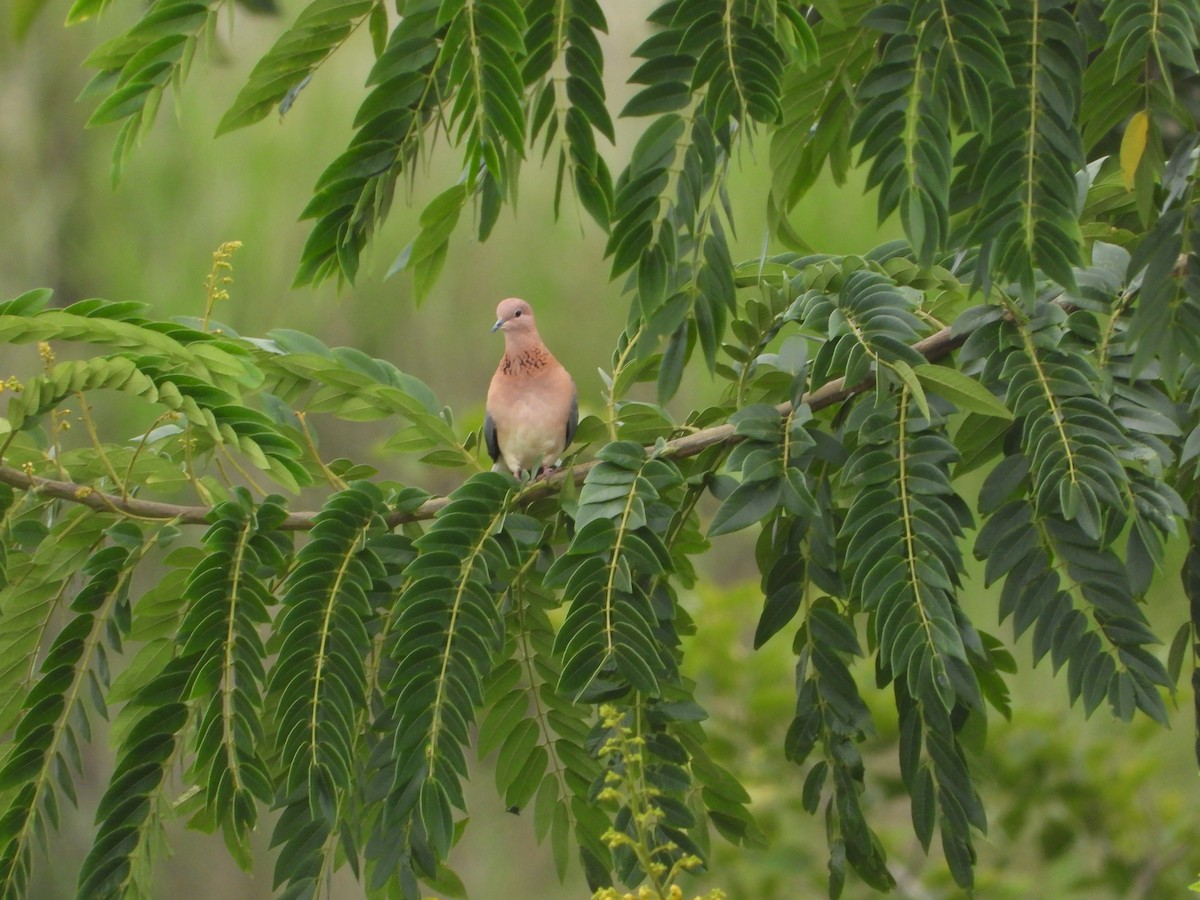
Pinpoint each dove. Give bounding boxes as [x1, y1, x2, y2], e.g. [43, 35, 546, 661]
[485, 298, 578, 478]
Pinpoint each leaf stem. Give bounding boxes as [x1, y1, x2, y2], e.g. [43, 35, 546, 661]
[75, 391, 126, 494]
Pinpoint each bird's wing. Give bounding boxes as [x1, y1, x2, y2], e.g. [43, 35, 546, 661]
[565, 386, 578, 448]
[484, 410, 500, 463]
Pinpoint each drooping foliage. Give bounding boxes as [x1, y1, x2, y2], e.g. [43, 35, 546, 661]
[3, 1, 1200, 898]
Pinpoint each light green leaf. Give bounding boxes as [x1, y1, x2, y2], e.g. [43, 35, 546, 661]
[914, 363, 1012, 419]
[216, 0, 377, 136]
[892, 359, 931, 421]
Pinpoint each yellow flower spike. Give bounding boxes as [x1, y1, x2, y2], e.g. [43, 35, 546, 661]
[601, 829, 633, 850]
[37, 341, 55, 370]
[21, 461, 34, 475]
[201, 239, 243, 332]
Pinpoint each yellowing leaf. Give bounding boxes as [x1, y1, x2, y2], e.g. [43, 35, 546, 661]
[1120, 110, 1150, 190]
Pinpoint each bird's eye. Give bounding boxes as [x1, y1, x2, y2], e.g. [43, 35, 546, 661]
[514, 310, 522, 317]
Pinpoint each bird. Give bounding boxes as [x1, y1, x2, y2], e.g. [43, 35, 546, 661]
[485, 297, 578, 479]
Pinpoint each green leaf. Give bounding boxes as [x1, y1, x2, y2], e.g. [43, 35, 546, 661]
[753, 557, 802, 650]
[79, 0, 219, 179]
[1167, 621, 1190, 687]
[553, 455, 682, 698]
[960, 5, 1086, 297]
[709, 477, 782, 537]
[378, 473, 513, 874]
[266, 482, 387, 897]
[217, 0, 377, 135]
[892, 359, 931, 421]
[1, 530, 144, 898]
[851, 33, 950, 263]
[914, 363, 1012, 419]
[405, 183, 468, 302]
[178, 492, 287, 848]
[294, 1, 442, 285]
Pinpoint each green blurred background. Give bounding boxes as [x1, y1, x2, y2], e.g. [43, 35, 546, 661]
[1, 2, 1196, 898]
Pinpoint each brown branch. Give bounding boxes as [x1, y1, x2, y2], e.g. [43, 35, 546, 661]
[0, 324, 964, 531]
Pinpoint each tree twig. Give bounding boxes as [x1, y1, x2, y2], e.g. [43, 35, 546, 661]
[0, 324, 964, 530]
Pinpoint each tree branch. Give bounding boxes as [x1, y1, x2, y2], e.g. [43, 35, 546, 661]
[0, 325, 964, 530]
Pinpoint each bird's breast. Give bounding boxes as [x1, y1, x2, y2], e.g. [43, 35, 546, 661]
[487, 367, 574, 472]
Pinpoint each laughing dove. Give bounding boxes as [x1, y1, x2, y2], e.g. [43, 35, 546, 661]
[485, 298, 578, 478]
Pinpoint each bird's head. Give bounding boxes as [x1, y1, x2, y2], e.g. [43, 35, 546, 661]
[492, 297, 536, 335]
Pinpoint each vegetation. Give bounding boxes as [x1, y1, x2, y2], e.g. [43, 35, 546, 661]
[0, 0, 1199, 897]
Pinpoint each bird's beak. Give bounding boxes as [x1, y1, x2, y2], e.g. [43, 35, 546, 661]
[491, 318, 504, 333]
